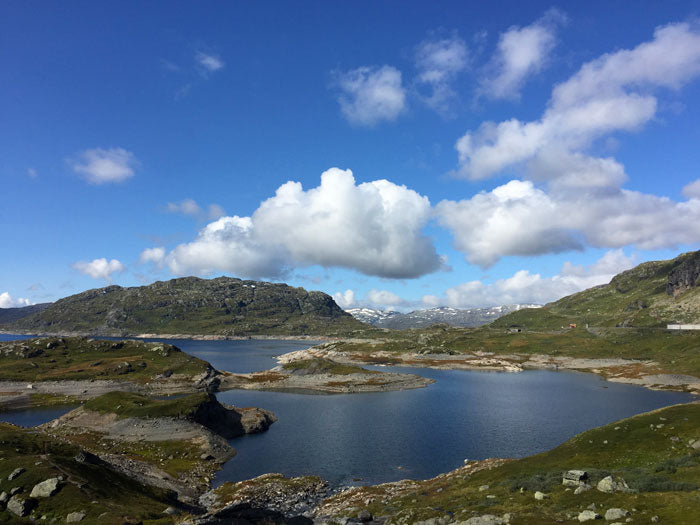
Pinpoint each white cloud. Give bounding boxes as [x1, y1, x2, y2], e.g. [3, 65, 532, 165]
[479, 9, 564, 100]
[367, 289, 404, 307]
[166, 199, 226, 220]
[415, 33, 468, 114]
[195, 51, 225, 73]
[70, 148, 138, 184]
[456, 22, 700, 181]
[335, 66, 407, 125]
[138, 247, 166, 266]
[682, 179, 700, 199]
[427, 250, 635, 308]
[167, 198, 201, 216]
[333, 289, 356, 309]
[0, 292, 32, 308]
[166, 167, 443, 279]
[72, 258, 125, 281]
[437, 179, 700, 268]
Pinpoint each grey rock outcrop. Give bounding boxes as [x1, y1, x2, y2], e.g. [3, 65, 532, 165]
[563, 469, 589, 487]
[457, 515, 511, 525]
[667, 252, 700, 296]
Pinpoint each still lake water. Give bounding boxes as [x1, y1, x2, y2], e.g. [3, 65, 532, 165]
[0, 335, 695, 486]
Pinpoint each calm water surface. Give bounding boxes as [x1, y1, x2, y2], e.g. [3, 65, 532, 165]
[0, 334, 695, 487]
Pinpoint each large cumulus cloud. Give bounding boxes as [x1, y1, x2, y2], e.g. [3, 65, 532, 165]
[164, 168, 443, 279]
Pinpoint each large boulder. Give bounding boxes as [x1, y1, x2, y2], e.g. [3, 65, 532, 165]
[7, 495, 35, 517]
[578, 509, 602, 522]
[605, 508, 630, 521]
[563, 469, 589, 487]
[597, 475, 632, 493]
[30, 477, 61, 498]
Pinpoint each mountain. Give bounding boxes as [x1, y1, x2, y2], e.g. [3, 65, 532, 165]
[0, 303, 51, 324]
[347, 304, 541, 329]
[345, 308, 401, 325]
[5, 276, 366, 336]
[492, 250, 700, 330]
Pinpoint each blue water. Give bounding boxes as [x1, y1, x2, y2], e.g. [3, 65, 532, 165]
[0, 334, 695, 487]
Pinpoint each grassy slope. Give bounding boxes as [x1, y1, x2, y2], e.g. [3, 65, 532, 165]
[324, 403, 700, 524]
[281, 358, 378, 375]
[82, 391, 211, 419]
[0, 422, 178, 524]
[0, 337, 211, 383]
[7, 276, 367, 337]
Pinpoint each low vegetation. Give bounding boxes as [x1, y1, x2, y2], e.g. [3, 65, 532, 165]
[0, 337, 211, 383]
[281, 357, 378, 376]
[0, 422, 179, 524]
[83, 391, 211, 419]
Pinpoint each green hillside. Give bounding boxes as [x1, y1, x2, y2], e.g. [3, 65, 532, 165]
[5, 276, 366, 337]
[492, 250, 700, 330]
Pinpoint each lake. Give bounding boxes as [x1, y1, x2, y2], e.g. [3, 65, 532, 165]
[0, 335, 695, 487]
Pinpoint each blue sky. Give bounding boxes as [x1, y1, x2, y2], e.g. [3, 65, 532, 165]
[2, 1, 700, 311]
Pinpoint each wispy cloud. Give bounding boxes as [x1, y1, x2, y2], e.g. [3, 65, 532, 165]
[70, 147, 138, 184]
[423, 250, 635, 307]
[334, 66, 407, 126]
[414, 32, 469, 115]
[195, 51, 225, 74]
[166, 199, 226, 220]
[478, 8, 565, 100]
[27, 168, 38, 179]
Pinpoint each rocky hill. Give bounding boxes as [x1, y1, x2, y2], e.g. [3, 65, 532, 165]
[0, 302, 51, 324]
[492, 250, 700, 329]
[5, 276, 366, 337]
[348, 305, 541, 329]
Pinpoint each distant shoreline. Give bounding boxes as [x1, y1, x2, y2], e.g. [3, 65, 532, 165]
[0, 329, 329, 342]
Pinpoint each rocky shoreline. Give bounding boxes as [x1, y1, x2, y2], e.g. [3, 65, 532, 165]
[282, 343, 700, 395]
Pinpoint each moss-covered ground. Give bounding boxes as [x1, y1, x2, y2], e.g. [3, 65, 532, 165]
[0, 337, 211, 383]
[82, 391, 210, 419]
[281, 357, 378, 375]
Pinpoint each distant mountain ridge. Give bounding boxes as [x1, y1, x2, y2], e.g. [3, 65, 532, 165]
[5, 276, 366, 337]
[0, 303, 51, 324]
[347, 304, 541, 329]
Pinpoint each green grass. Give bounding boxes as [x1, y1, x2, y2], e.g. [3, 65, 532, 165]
[320, 403, 700, 524]
[0, 337, 211, 383]
[82, 391, 212, 419]
[0, 422, 180, 524]
[281, 358, 377, 375]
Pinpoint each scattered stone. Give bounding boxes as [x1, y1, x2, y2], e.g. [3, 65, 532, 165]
[597, 475, 632, 493]
[357, 509, 372, 522]
[200, 453, 214, 461]
[30, 477, 61, 498]
[574, 484, 592, 494]
[534, 491, 548, 500]
[10, 487, 23, 496]
[563, 470, 589, 487]
[66, 510, 87, 522]
[479, 484, 490, 491]
[7, 467, 25, 480]
[578, 510, 602, 521]
[163, 506, 179, 515]
[0, 491, 7, 504]
[7, 495, 35, 517]
[605, 508, 631, 521]
[650, 517, 659, 523]
[458, 515, 510, 525]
